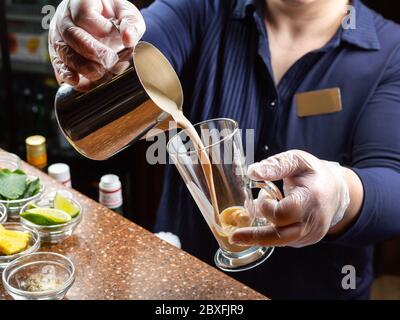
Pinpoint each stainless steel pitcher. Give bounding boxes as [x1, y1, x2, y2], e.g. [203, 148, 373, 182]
[54, 41, 183, 160]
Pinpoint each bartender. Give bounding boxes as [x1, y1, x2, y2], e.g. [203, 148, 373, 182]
[48, 0, 400, 299]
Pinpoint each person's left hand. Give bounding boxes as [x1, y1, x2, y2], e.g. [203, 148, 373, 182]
[230, 150, 350, 248]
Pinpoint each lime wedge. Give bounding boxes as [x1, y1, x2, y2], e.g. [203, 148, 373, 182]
[20, 208, 72, 226]
[54, 193, 80, 218]
[26, 202, 39, 210]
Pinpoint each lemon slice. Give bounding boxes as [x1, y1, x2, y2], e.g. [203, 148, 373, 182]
[0, 227, 30, 255]
[54, 193, 80, 218]
[20, 208, 72, 226]
[220, 207, 251, 228]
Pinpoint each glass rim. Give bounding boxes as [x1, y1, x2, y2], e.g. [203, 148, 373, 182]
[0, 152, 21, 161]
[2, 252, 76, 297]
[0, 202, 6, 218]
[167, 118, 239, 156]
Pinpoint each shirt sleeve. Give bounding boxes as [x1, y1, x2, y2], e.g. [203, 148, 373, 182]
[331, 47, 400, 247]
[140, 0, 209, 74]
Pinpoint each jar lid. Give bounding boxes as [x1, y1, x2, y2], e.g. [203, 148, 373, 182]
[25, 135, 46, 146]
[48, 163, 71, 182]
[100, 174, 121, 190]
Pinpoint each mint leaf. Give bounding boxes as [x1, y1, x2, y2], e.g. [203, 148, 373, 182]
[23, 178, 41, 198]
[13, 169, 27, 175]
[0, 169, 27, 200]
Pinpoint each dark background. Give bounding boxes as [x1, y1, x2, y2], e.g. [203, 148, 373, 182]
[0, 0, 157, 231]
[0, 0, 399, 277]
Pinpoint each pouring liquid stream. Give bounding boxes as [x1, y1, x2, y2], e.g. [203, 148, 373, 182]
[145, 84, 221, 226]
[173, 112, 222, 226]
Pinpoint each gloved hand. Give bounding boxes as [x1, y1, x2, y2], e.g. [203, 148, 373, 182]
[49, 0, 146, 91]
[231, 150, 350, 248]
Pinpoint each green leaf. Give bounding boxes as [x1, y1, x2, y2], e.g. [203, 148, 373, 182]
[0, 169, 27, 200]
[13, 169, 27, 175]
[23, 178, 41, 198]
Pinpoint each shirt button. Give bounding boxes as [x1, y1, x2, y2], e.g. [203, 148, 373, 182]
[269, 99, 278, 108]
[264, 145, 269, 152]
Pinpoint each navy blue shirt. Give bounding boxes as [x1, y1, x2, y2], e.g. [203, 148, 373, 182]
[141, 0, 400, 299]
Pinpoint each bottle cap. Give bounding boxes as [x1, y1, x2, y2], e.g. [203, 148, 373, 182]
[26, 135, 46, 147]
[48, 163, 71, 183]
[100, 174, 121, 190]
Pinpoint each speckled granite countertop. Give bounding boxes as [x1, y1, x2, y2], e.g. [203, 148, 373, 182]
[0, 156, 267, 300]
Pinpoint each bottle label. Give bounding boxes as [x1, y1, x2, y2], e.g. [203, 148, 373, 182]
[99, 188, 123, 209]
[27, 145, 47, 169]
[27, 153, 47, 169]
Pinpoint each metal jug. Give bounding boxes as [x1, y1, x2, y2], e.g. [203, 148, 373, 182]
[54, 41, 183, 160]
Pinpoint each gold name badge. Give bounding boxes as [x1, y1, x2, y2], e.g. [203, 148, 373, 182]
[295, 88, 342, 117]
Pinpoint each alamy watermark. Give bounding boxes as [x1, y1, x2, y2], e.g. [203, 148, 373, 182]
[144, 122, 255, 172]
[41, 5, 56, 30]
[342, 5, 356, 30]
[40, 2, 356, 169]
[40, 4, 357, 30]
[341, 265, 356, 290]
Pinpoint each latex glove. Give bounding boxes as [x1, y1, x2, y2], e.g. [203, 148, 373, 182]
[49, 0, 145, 91]
[231, 150, 350, 248]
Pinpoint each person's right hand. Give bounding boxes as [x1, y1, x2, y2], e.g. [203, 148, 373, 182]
[49, 0, 146, 91]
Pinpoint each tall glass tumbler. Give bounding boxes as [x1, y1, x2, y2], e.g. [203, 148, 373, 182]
[167, 118, 282, 272]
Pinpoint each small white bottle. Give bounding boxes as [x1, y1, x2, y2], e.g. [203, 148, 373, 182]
[99, 174, 123, 215]
[48, 163, 72, 187]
